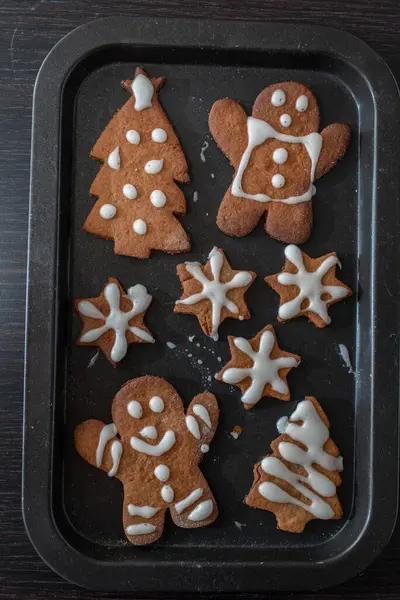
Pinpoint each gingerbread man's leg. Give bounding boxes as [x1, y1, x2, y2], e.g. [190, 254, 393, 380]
[169, 470, 218, 529]
[265, 201, 313, 245]
[122, 487, 167, 546]
[217, 189, 266, 237]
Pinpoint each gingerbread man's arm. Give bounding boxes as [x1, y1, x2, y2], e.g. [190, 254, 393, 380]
[209, 99, 248, 167]
[75, 419, 121, 477]
[315, 123, 351, 180]
[186, 392, 219, 452]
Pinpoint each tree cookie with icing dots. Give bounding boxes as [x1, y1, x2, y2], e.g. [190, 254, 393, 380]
[84, 67, 190, 258]
[216, 324, 300, 409]
[174, 246, 256, 341]
[74, 376, 219, 545]
[209, 82, 350, 244]
[74, 277, 154, 367]
[265, 244, 352, 328]
[245, 396, 343, 533]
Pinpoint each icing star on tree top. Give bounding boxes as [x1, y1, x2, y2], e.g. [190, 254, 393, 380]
[265, 245, 352, 328]
[217, 324, 300, 409]
[174, 247, 256, 341]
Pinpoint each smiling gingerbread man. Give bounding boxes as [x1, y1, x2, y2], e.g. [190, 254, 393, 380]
[209, 82, 350, 244]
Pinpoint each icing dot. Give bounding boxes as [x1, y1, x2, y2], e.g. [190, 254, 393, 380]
[126, 130, 140, 144]
[271, 89, 286, 107]
[154, 464, 169, 481]
[127, 400, 142, 418]
[273, 148, 288, 165]
[133, 219, 147, 235]
[161, 484, 174, 503]
[150, 190, 167, 208]
[296, 95, 309, 112]
[144, 159, 163, 174]
[123, 184, 137, 199]
[107, 147, 120, 170]
[151, 128, 167, 143]
[201, 444, 209, 453]
[280, 114, 292, 128]
[149, 396, 164, 413]
[99, 204, 116, 219]
[272, 174, 285, 188]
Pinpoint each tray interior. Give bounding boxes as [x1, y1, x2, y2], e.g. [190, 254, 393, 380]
[54, 48, 363, 562]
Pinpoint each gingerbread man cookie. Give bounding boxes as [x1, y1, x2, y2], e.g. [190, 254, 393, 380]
[245, 397, 343, 533]
[209, 82, 350, 244]
[75, 376, 219, 545]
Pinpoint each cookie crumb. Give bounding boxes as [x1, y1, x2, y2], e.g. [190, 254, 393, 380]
[234, 521, 246, 530]
[198, 359, 203, 365]
[217, 356, 222, 362]
[230, 425, 242, 440]
[210, 173, 215, 179]
[87, 348, 100, 368]
[338, 343, 355, 375]
[188, 335, 195, 342]
[193, 190, 198, 203]
[166, 341, 176, 349]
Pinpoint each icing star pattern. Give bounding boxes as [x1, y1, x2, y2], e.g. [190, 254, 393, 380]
[265, 245, 352, 328]
[217, 324, 300, 408]
[174, 247, 256, 341]
[74, 277, 154, 366]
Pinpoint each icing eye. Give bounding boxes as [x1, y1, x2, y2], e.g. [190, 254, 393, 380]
[99, 204, 116, 219]
[149, 396, 164, 413]
[127, 400, 142, 418]
[280, 114, 292, 128]
[271, 89, 286, 107]
[296, 95, 309, 112]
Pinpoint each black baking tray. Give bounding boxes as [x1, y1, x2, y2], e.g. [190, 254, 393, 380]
[24, 16, 400, 593]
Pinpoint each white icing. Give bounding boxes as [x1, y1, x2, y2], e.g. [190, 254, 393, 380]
[277, 245, 348, 324]
[128, 504, 159, 518]
[108, 440, 123, 477]
[175, 246, 252, 341]
[338, 343, 355, 375]
[140, 426, 157, 440]
[107, 146, 120, 170]
[131, 430, 176, 456]
[96, 423, 117, 468]
[144, 159, 163, 174]
[186, 415, 201, 439]
[161, 484, 174, 502]
[175, 488, 203, 514]
[149, 396, 164, 413]
[259, 399, 343, 519]
[151, 128, 167, 143]
[276, 415, 289, 434]
[200, 140, 209, 162]
[232, 117, 322, 204]
[128, 400, 142, 418]
[273, 148, 288, 164]
[271, 89, 286, 106]
[296, 95, 309, 112]
[99, 204, 116, 219]
[193, 191, 198, 203]
[222, 330, 299, 405]
[133, 219, 147, 235]
[78, 283, 153, 362]
[131, 73, 154, 111]
[126, 523, 156, 535]
[123, 184, 137, 200]
[154, 464, 170, 481]
[280, 114, 292, 128]
[201, 444, 209, 453]
[188, 499, 213, 521]
[193, 404, 211, 428]
[271, 174, 285, 188]
[126, 129, 140, 144]
[150, 190, 166, 208]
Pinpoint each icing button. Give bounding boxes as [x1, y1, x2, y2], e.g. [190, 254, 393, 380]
[133, 219, 147, 235]
[271, 174, 285, 188]
[273, 148, 288, 165]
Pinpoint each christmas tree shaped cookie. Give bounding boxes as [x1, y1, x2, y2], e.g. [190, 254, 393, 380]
[84, 68, 190, 258]
[265, 245, 352, 327]
[209, 82, 350, 244]
[216, 324, 300, 408]
[75, 376, 219, 545]
[245, 397, 343, 533]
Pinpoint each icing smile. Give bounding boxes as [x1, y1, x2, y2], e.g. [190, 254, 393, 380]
[130, 429, 176, 456]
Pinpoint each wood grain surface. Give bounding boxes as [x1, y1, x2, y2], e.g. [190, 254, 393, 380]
[0, 1, 399, 598]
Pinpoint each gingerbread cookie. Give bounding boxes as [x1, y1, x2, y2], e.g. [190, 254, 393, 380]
[75, 376, 219, 545]
[74, 277, 154, 367]
[174, 246, 256, 341]
[265, 244, 352, 328]
[84, 68, 190, 258]
[209, 82, 350, 244]
[245, 397, 343, 533]
[216, 324, 300, 408]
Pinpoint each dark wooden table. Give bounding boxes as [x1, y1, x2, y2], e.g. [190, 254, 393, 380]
[1, 1, 399, 598]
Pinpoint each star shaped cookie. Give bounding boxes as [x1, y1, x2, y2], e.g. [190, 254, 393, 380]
[174, 247, 256, 341]
[74, 277, 154, 367]
[265, 245, 352, 328]
[216, 324, 300, 409]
